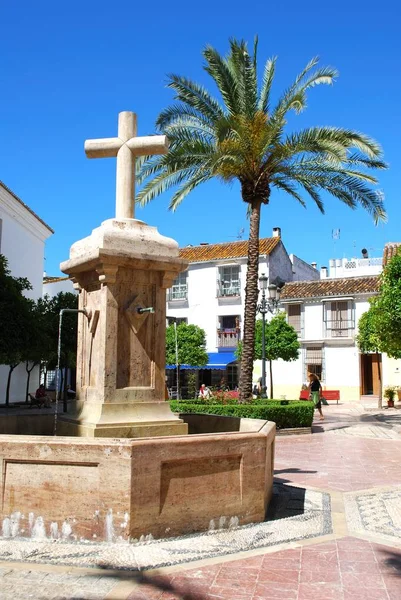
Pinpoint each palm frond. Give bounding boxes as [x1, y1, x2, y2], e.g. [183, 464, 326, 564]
[136, 167, 202, 207]
[270, 176, 306, 207]
[157, 103, 215, 130]
[166, 74, 224, 122]
[227, 38, 258, 118]
[258, 56, 277, 113]
[203, 45, 241, 115]
[169, 171, 213, 210]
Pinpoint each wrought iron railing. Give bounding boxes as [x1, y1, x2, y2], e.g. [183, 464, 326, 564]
[217, 281, 241, 297]
[324, 319, 355, 338]
[168, 286, 188, 301]
[217, 328, 240, 347]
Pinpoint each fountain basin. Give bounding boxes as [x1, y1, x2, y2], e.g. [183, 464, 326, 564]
[0, 416, 275, 542]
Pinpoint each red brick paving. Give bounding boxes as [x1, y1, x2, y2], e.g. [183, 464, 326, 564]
[274, 431, 401, 492]
[127, 538, 401, 599]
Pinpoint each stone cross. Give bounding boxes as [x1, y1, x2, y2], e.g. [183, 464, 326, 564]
[85, 111, 169, 219]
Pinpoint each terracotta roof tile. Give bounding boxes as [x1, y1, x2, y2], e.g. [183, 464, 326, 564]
[43, 276, 70, 284]
[281, 275, 379, 300]
[383, 242, 401, 266]
[0, 180, 54, 233]
[179, 237, 280, 263]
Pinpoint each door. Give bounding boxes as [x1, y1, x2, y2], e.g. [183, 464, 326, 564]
[360, 354, 382, 395]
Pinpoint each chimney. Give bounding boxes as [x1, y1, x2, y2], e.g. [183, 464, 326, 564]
[320, 266, 328, 279]
[311, 262, 317, 269]
[199, 242, 209, 246]
[361, 248, 368, 258]
[272, 227, 281, 238]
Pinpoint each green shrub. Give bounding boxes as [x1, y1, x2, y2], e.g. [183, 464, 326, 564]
[170, 400, 314, 429]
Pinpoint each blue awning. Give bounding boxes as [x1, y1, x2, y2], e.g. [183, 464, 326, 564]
[166, 351, 237, 370]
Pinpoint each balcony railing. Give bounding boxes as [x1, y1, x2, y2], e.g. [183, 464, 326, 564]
[217, 281, 241, 298]
[217, 328, 240, 348]
[168, 286, 188, 301]
[324, 319, 355, 338]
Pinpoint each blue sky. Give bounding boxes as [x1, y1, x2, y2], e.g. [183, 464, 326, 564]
[0, 0, 399, 275]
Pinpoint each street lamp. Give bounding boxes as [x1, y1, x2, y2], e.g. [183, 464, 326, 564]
[257, 274, 281, 398]
[167, 317, 180, 400]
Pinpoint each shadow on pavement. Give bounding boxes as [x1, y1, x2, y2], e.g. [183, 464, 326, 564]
[268, 481, 308, 520]
[378, 548, 401, 576]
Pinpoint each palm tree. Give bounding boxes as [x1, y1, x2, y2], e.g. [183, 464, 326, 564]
[137, 38, 387, 402]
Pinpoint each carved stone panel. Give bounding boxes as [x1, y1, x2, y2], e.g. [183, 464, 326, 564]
[116, 268, 156, 389]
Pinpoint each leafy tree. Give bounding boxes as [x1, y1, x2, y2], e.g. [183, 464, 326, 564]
[356, 309, 383, 408]
[370, 250, 401, 359]
[22, 299, 49, 402]
[41, 292, 79, 398]
[0, 255, 34, 405]
[137, 38, 387, 402]
[166, 322, 208, 398]
[237, 313, 300, 398]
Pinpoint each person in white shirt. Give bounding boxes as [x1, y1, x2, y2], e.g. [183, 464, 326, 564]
[198, 384, 211, 399]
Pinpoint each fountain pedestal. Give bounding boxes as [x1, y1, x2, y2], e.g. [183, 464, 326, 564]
[57, 217, 188, 438]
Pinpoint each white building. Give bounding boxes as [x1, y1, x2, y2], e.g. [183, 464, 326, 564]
[0, 181, 53, 403]
[274, 243, 401, 402]
[325, 248, 383, 279]
[166, 228, 319, 390]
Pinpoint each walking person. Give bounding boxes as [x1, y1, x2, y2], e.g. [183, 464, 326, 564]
[308, 373, 324, 420]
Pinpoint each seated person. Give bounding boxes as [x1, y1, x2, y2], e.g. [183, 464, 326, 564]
[35, 384, 51, 408]
[198, 384, 211, 399]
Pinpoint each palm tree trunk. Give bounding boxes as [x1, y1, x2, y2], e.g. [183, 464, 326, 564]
[239, 200, 262, 402]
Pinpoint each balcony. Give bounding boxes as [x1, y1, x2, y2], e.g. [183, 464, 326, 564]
[168, 286, 188, 302]
[217, 281, 241, 298]
[217, 328, 240, 348]
[324, 319, 355, 338]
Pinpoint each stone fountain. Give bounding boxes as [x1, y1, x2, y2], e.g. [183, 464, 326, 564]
[0, 111, 275, 543]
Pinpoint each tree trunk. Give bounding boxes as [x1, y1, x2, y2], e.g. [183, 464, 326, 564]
[25, 361, 37, 403]
[377, 353, 382, 409]
[239, 200, 262, 402]
[269, 359, 273, 399]
[5, 364, 17, 407]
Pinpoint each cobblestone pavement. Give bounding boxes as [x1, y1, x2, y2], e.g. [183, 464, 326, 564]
[1, 403, 401, 599]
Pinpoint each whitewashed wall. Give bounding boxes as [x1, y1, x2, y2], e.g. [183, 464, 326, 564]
[0, 183, 52, 404]
[168, 256, 270, 352]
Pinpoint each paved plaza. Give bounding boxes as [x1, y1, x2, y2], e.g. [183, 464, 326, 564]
[1, 402, 401, 599]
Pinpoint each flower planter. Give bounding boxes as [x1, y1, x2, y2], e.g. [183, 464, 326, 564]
[387, 399, 395, 408]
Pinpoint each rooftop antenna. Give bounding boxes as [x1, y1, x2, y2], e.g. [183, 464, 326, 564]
[332, 228, 340, 257]
[229, 227, 245, 240]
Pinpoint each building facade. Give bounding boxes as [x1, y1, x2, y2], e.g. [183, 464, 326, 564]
[0, 181, 53, 403]
[272, 244, 401, 402]
[166, 228, 319, 392]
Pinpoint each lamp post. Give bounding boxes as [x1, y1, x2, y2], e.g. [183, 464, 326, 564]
[167, 317, 180, 400]
[257, 274, 281, 398]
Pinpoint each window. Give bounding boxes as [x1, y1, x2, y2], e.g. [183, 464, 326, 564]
[218, 265, 240, 297]
[288, 304, 301, 335]
[167, 317, 187, 327]
[219, 315, 239, 330]
[0, 218, 2, 253]
[217, 315, 240, 348]
[324, 301, 354, 337]
[305, 346, 323, 381]
[168, 271, 188, 301]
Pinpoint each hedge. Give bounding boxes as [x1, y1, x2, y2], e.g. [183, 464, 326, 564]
[170, 400, 314, 429]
